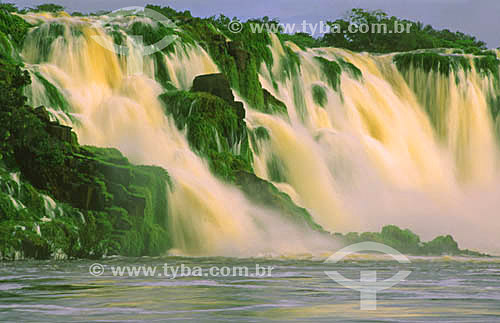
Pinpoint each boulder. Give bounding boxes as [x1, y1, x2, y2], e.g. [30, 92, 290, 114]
[47, 123, 73, 144]
[191, 73, 236, 105]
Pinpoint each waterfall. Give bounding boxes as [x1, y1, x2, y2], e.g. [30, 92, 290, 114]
[249, 34, 500, 252]
[21, 12, 333, 257]
[18, 11, 500, 255]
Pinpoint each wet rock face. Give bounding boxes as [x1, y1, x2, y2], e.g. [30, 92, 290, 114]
[191, 73, 236, 105]
[46, 123, 74, 144]
[191, 73, 245, 119]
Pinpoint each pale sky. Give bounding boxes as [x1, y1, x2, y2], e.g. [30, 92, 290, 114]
[6, 0, 500, 48]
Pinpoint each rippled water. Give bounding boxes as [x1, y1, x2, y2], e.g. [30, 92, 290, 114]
[1, 256, 500, 322]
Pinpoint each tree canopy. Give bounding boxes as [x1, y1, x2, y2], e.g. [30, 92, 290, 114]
[321, 9, 487, 53]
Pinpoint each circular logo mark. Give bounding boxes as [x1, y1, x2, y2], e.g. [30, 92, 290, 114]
[89, 263, 105, 276]
[324, 242, 412, 310]
[228, 20, 243, 33]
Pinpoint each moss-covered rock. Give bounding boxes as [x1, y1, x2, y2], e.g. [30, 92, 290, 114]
[262, 89, 287, 114]
[0, 37, 173, 259]
[234, 171, 324, 232]
[393, 52, 471, 76]
[191, 73, 239, 107]
[337, 225, 488, 256]
[160, 89, 252, 181]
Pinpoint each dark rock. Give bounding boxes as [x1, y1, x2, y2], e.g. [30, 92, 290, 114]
[33, 106, 51, 122]
[47, 122, 74, 143]
[233, 101, 245, 120]
[96, 161, 132, 187]
[191, 73, 235, 105]
[191, 73, 246, 119]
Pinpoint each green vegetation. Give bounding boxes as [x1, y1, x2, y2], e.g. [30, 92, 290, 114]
[278, 32, 320, 50]
[22, 22, 66, 64]
[0, 7, 495, 259]
[393, 52, 500, 134]
[278, 45, 301, 81]
[322, 8, 487, 53]
[234, 171, 325, 232]
[474, 55, 500, 79]
[160, 89, 252, 182]
[0, 3, 18, 13]
[160, 73, 323, 232]
[394, 52, 471, 76]
[315, 57, 342, 90]
[337, 225, 487, 256]
[0, 16, 172, 260]
[312, 84, 328, 107]
[31, 4, 65, 13]
[0, 8, 30, 51]
[266, 155, 287, 183]
[145, 7, 291, 112]
[31, 72, 71, 113]
[248, 126, 270, 155]
[338, 58, 363, 80]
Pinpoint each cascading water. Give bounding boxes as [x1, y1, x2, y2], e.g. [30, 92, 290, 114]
[20, 12, 333, 257]
[18, 11, 500, 255]
[251, 34, 500, 253]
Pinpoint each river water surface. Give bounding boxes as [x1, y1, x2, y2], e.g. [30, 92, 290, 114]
[1, 256, 500, 322]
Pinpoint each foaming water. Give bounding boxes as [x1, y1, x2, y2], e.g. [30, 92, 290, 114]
[19, 12, 500, 255]
[250, 34, 500, 254]
[22, 13, 335, 257]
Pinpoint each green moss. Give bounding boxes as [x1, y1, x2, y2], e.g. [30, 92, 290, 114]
[393, 52, 471, 76]
[23, 23, 66, 63]
[262, 89, 287, 114]
[125, 20, 178, 55]
[0, 9, 30, 49]
[153, 51, 174, 90]
[147, 10, 276, 111]
[0, 30, 13, 59]
[266, 155, 287, 183]
[32, 72, 71, 113]
[473, 55, 499, 79]
[234, 171, 325, 233]
[338, 58, 363, 80]
[315, 56, 342, 91]
[292, 77, 307, 120]
[248, 126, 270, 155]
[160, 90, 253, 181]
[0, 50, 173, 259]
[0, 142, 173, 260]
[312, 84, 328, 107]
[254, 126, 270, 141]
[278, 45, 301, 81]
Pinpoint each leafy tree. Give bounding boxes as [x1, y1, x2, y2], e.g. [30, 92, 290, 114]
[321, 8, 487, 53]
[0, 3, 18, 12]
[33, 4, 65, 13]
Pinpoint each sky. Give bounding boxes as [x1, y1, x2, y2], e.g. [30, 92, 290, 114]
[6, 0, 500, 48]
